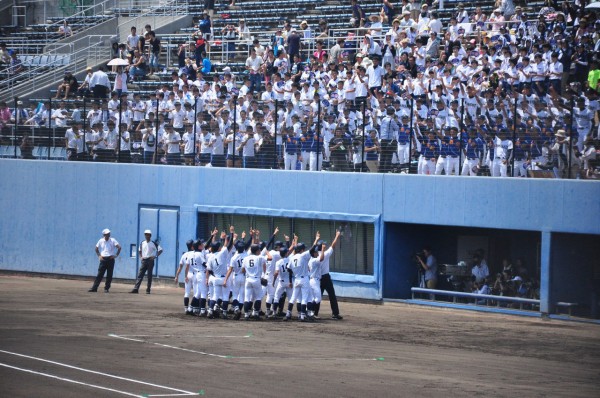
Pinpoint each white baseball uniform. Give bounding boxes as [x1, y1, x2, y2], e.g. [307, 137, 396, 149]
[288, 251, 311, 305]
[228, 251, 247, 305]
[242, 254, 266, 303]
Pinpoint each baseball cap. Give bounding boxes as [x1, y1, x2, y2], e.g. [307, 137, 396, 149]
[102, 228, 111, 235]
[144, 229, 152, 234]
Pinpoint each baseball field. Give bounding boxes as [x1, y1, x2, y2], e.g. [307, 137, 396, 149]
[0, 275, 598, 398]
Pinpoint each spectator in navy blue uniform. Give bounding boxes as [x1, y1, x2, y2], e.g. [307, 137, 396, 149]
[286, 29, 301, 66]
[461, 129, 483, 176]
[378, 106, 399, 173]
[283, 128, 299, 170]
[420, 131, 439, 175]
[329, 127, 351, 171]
[364, 129, 380, 172]
[396, 115, 411, 165]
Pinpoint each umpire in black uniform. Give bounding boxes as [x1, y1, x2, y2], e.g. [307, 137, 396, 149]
[130, 229, 163, 294]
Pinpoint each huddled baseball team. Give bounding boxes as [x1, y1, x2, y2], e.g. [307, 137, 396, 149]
[174, 226, 343, 322]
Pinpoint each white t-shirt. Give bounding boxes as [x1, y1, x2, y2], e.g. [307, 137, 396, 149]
[366, 65, 384, 88]
[319, 247, 334, 275]
[164, 132, 181, 153]
[182, 131, 198, 154]
[240, 135, 255, 156]
[210, 134, 224, 155]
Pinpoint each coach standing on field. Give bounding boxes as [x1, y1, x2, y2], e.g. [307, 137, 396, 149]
[131, 229, 163, 294]
[314, 229, 343, 320]
[89, 229, 121, 293]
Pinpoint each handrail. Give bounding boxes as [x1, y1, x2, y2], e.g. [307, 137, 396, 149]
[157, 30, 366, 66]
[115, 0, 189, 40]
[411, 287, 540, 305]
[40, 0, 118, 39]
[0, 35, 114, 102]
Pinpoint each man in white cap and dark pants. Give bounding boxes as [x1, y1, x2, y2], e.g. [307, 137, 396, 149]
[89, 229, 121, 292]
[131, 229, 163, 294]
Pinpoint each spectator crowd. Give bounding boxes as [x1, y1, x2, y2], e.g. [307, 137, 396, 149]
[1, 0, 599, 178]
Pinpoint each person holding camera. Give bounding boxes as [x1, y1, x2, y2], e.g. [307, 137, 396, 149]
[417, 246, 437, 289]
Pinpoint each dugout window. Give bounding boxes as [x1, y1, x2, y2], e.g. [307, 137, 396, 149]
[197, 212, 375, 276]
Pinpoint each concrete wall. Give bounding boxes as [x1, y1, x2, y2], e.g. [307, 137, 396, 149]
[0, 160, 599, 304]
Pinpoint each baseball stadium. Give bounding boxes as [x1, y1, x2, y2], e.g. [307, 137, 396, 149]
[0, 0, 599, 397]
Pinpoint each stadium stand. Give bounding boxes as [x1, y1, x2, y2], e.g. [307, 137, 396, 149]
[0, 0, 598, 178]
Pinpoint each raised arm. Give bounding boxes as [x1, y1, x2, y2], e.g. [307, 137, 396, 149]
[205, 226, 218, 248]
[330, 230, 342, 249]
[313, 231, 321, 247]
[266, 226, 279, 250]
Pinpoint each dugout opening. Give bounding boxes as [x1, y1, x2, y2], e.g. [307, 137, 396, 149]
[550, 232, 600, 319]
[196, 212, 376, 276]
[383, 223, 541, 300]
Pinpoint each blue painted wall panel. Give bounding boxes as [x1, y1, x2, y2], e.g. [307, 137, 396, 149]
[1, 160, 599, 303]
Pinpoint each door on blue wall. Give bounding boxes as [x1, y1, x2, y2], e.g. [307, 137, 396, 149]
[138, 206, 179, 277]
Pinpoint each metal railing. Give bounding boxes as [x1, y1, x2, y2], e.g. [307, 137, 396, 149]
[38, 0, 118, 40]
[411, 287, 540, 310]
[0, 35, 114, 101]
[115, 0, 190, 40]
[157, 30, 366, 66]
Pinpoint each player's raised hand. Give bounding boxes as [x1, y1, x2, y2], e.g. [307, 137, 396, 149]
[335, 230, 341, 237]
[233, 233, 238, 241]
[211, 227, 218, 236]
[229, 225, 235, 233]
[315, 231, 320, 240]
[273, 226, 279, 235]
[241, 230, 246, 239]
[284, 234, 290, 241]
[220, 231, 227, 239]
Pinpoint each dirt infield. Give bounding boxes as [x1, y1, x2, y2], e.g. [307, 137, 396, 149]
[0, 275, 598, 398]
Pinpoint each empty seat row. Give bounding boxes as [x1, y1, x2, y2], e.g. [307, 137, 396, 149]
[19, 54, 71, 68]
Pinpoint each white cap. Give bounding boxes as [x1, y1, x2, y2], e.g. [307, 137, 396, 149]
[102, 228, 111, 235]
[144, 229, 152, 235]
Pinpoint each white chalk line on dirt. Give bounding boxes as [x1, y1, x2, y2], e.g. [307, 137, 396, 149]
[0, 349, 200, 396]
[117, 334, 250, 338]
[108, 334, 384, 362]
[0, 362, 145, 398]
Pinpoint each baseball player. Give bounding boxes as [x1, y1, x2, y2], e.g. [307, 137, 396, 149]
[271, 244, 292, 318]
[189, 228, 217, 316]
[260, 228, 282, 318]
[241, 244, 271, 320]
[224, 230, 254, 320]
[174, 240, 195, 314]
[206, 228, 235, 319]
[307, 243, 325, 320]
[285, 232, 320, 322]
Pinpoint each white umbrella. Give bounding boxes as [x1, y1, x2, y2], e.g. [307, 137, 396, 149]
[586, 2, 600, 9]
[107, 58, 129, 66]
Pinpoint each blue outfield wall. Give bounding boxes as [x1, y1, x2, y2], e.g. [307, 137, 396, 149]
[0, 159, 599, 304]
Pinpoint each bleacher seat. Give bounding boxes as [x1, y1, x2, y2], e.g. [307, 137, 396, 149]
[51, 147, 66, 160]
